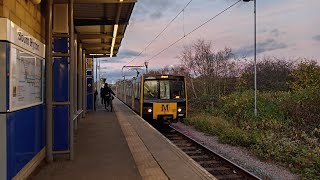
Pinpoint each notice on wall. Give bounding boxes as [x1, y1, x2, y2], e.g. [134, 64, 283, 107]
[9, 45, 44, 111]
[86, 58, 93, 69]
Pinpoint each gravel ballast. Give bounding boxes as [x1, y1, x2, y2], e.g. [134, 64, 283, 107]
[171, 122, 300, 180]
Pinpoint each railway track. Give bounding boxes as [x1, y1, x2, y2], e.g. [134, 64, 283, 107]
[157, 124, 261, 180]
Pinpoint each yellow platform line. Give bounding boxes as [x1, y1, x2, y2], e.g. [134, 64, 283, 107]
[116, 111, 168, 180]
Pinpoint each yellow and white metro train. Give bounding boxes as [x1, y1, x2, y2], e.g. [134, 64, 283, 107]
[116, 74, 187, 123]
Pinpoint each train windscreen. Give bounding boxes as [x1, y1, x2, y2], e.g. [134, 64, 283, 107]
[144, 80, 158, 100]
[144, 80, 185, 100]
[171, 80, 185, 99]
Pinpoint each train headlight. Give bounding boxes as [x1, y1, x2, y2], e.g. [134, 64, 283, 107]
[148, 108, 152, 113]
[178, 108, 182, 112]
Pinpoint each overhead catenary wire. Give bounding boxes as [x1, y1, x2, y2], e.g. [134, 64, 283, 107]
[124, 0, 194, 66]
[146, 0, 242, 63]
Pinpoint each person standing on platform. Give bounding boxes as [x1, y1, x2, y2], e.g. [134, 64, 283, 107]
[102, 83, 115, 109]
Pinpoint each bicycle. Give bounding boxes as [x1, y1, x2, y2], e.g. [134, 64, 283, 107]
[104, 94, 114, 112]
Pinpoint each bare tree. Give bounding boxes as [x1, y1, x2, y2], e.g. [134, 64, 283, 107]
[180, 44, 198, 98]
[179, 39, 235, 100]
[239, 57, 294, 92]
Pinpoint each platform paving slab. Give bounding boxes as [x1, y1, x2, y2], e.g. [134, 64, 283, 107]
[114, 98, 215, 180]
[116, 105, 168, 180]
[31, 106, 142, 180]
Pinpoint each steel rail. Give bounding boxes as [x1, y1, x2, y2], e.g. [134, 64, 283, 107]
[156, 125, 262, 180]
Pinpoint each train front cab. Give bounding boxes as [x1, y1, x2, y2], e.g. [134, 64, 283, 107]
[140, 75, 187, 124]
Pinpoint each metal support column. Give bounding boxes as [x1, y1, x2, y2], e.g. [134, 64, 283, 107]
[45, 0, 53, 162]
[69, 0, 75, 161]
[74, 34, 78, 130]
[95, 56, 98, 85]
[82, 51, 87, 117]
[77, 43, 83, 121]
[74, 34, 78, 113]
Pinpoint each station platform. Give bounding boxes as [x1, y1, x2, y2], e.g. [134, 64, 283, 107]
[31, 98, 214, 180]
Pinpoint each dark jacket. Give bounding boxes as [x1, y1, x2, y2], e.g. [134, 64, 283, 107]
[102, 86, 115, 98]
[100, 87, 104, 97]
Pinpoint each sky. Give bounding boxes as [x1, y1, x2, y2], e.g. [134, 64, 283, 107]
[97, 0, 320, 84]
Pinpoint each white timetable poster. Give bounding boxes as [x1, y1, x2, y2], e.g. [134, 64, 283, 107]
[9, 45, 44, 111]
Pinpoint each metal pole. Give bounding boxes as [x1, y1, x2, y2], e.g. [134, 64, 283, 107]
[78, 43, 83, 113]
[74, 35, 78, 130]
[95, 57, 98, 84]
[74, 42, 82, 129]
[254, 0, 257, 116]
[74, 34, 78, 112]
[82, 51, 86, 118]
[45, 0, 53, 162]
[69, 0, 75, 160]
[98, 60, 101, 103]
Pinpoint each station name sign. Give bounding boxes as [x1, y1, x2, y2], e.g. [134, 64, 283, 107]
[17, 32, 40, 51]
[0, 18, 45, 58]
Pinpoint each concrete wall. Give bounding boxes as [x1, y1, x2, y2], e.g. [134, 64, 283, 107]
[0, 0, 45, 42]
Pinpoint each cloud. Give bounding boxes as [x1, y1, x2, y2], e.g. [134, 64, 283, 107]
[98, 57, 124, 64]
[234, 38, 288, 57]
[312, 35, 320, 42]
[134, 0, 177, 20]
[150, 11, 163, 19]
[98, 49, 141, 65]
[270, 29, 285, 37]
[118, 49, 141, 58]
[101, 67, 146, 83]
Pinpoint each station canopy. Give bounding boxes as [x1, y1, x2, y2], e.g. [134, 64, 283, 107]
[54, 0, 136, 58]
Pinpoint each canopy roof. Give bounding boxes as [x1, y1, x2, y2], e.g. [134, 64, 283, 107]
[55, 0, 136, 58]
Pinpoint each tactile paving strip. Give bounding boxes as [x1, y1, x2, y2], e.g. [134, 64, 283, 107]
[116, 111, 169, 180]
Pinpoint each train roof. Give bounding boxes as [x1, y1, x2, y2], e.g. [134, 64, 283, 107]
[115, 74, 185, 84]
[143, 74, 185, 78]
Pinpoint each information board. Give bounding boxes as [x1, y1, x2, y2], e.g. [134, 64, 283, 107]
[9, 44, 44, 111]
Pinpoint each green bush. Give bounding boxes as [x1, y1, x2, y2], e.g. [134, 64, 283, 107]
[215, 90, 290, 129]
[219, 127, 254, 147]
[186, 88, 320, 179]
[289, 60, 320, 91]
[188, 95, 219, 112]
[281, 88, 320, 133]
[185, 60, 320, 178]
[185, 114, 254, 147]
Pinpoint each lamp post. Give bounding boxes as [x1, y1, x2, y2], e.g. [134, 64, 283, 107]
[243, 0, 257, 116]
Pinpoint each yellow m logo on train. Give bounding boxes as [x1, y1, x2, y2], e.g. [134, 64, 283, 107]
[161, 104, 169, 112]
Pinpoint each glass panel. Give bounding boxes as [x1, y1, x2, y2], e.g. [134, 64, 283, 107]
[144, 79, 185, 100]
[160, 80, 170, 99]
[144, 80, 158, 100]
[9, 46, 44, 111]
[171, 80, 185, 99]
